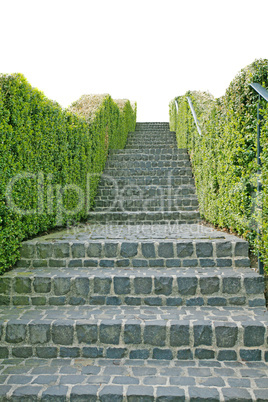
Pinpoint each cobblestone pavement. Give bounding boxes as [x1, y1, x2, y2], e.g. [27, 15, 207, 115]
[0, 357, 268, 401]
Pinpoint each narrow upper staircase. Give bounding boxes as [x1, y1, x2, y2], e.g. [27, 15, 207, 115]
[0, 122, 267, 401]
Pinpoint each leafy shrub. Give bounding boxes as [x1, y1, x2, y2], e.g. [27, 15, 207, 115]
[169, 59, 268, 271]
[0, 74, 136, 273]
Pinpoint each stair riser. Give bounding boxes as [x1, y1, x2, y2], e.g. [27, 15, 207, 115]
[87, 211, 200, 224]
[99, 177, 195, 186]
[102, 168, 193, 177]
[94, 206, 198, 212]
[97, 187, 197, 198]
[109, 148, 187, 154]
[108, 155, 190, 163]
[105, 161, 191, 169]
[1, 274, 264, 308]
[1, 321, 267, 361]
[15, 239, 250, 271]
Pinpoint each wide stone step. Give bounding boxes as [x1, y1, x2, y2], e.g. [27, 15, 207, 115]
[1, 267, 265, 308]
[87, 211, 200, 225]
[93, 198, 199, 212]
[102, 167, 193, 178]
[125, 144, 177, 149]
[1, 304, 267, 361]
[107, 153, 190, 163]
[109, 148, 188, 155]
[96, 185, 197, 198]
[99, 175, 195, 187]
[1, 358, 268, 401]
[15, 231, 251, 271]
[105, 160, 191, 169]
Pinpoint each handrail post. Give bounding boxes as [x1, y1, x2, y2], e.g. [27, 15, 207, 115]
[257, 94, 264, 275]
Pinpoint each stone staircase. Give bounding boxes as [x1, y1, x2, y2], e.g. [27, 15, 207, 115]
[0, 122, 267, 401]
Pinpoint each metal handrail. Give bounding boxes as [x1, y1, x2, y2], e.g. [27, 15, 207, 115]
[250, 82, 268, 275]
[186, 97, 202, 135]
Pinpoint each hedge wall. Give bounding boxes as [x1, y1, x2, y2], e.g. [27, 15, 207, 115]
[0, 74, 136, 273]
[169, 59, 268, 271]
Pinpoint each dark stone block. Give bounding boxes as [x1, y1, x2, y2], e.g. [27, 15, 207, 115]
[54, 277, 71, 295]
[52, 322, 74, 345]
[0, 347, 9, 358]
[207, 297, 227, 306]
[6, 322, 27, 343]
[235, 258, 250, 268]
[0, 296, 10, 305]
[12, 347, 33, 358]
[70, 385, 98, 402]
[82, 347, 103, 358]
[195, 348, 215, 359]
[177, 277, 198, 295]
[216, 241, 232, 257]
[132, 259, 149, 267]
[94, 277, 111, 294]
[106, 348, 127, 359]
[196, 242, 213, 257]
[177, 349, 193, 360]
[116, 259, 130, 267]
[166, 259, 181, 267]
[186, 297, 204, 306]
[87, 242, 102, 258]
[124, 323, 142, 344]
[73, 278, 89, 297]
[104, 243, 118, 258]
[200, 277, 219, 294]
[240, 349, 262, 361]
[100, 321, 121, 344]
[194, 324, 212, 346]
[176, 242, 194, 258]
[14, 277, 31, 294]
[217, 350, 237, 361]
[156, 386, 185, 401]
[106, 296, 121, 305]
[53, 243, 70, 258]
[129, 349, 150, 359]
[37, 243, 52, 259]
[36, 347, 58, 358]
[42, 385, 69, 402]
[134, 277, 152, 294]
[124, 297, 141, 305]
[215, 324, 238, 347]
[166, 297, 183, 306]
[235, 242, 249, 257]
[71, 243, 85, 258]
[153, 348, 173, 360]
[69, 297, 85, 306]
[114, 277, 130, 295]
[100, 260, 114, 268]
[68, 259, 83, 268]
[120, 242, 138, 258]
[222, 277, 241, 294]
[222, 387, 251, 401]
[126, 386, 154, 401]
[244, 277, 265, 294]
[84, 259, 98, 267]
[154, 277, 173, 295]
[149, 259, 164, 267]
[229, 296, 246, 306]
[244, 324, 265, 346]
[158, 242, 174, 258]
[60, 347, 80, 358]
[144, 323, 166, 346]
[29, 323, 50, 344]
[89, 296, 105, 305]
[189, 387, 219, 401]
[33, 277, 51, 293]
[76, 324, 98, 344]
[99, 386, 123, 402]
[182, 259, 198, 267]
[12, 296, 30, 305]
[144, 297, 162, 306]
[199, 259, 216, 267]
[141, 243, 156, 258]
[12, 385, 43, 400]
[0, 278, 11, 294]
[49, 296, 66, 305]
[20, 243, 35, 259]
[170, 324, 190, 346]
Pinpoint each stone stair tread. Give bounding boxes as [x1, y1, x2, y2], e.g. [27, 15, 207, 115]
[1, 357, 268, 401]
[1, 304, 267, 324]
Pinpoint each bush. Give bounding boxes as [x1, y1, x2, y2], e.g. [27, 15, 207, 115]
[169, 59, 268, 272]
[0, 74, 136, 273]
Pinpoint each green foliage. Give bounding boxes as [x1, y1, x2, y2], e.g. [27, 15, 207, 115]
[169, 59, 268, 272]
[0, 74, 136, 273]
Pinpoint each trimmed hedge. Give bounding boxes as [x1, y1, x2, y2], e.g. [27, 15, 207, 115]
[169, 59, 268, 271]
[0, 74, 136, 273]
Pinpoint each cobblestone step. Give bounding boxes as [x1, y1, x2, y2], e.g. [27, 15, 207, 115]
[102, 167, 193, 177]
[105, 160, 191, 169]
[1, 358, 268, 401]
[14, 234, 250, 271]
[96, 185, 197, 198]
[99, 176, 195, 187]
[109, 148, 188, 155]
[0, 304, 267, 361]
[93, 205, 198, 213]
[1, 267, 265, 308]
[87, 211, 200, 224]
[108, 153, 190, 162]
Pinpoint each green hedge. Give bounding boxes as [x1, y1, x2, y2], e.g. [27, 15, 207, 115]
[0, 74, 136, 273]
[169, 59, 268, 271]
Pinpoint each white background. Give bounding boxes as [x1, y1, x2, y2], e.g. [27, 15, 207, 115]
[1, 0, 267, 121]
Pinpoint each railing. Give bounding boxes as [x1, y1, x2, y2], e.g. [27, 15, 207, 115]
[250, 83, 268, 275]
[177, 85, 268, 275]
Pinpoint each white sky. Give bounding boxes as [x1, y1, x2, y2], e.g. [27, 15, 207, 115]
[1, 0, 267, 122]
